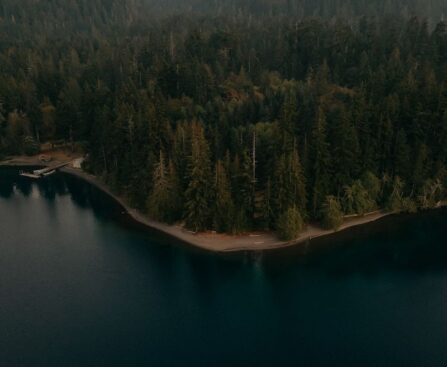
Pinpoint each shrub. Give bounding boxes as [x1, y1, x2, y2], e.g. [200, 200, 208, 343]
[22, 136, 39, 156]
[277, 206, 304, 241]
[322, 196, 344, 231]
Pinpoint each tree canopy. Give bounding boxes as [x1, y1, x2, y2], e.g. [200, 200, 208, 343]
[1, 0, 447, 234]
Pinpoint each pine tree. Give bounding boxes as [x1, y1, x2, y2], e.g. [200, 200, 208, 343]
[6, 111, 31, 155]
[148, 151, 174, 223]
[277, 206, 304, 241]
[279, 90, 298, 151]
[57, 78, 81, 150]
[331, 108, 360, 191]
[173, 123, 190, 193]
[309, 107, 331, 217]
[232, 150, 254, 231]
[418, 179, 443, 209]
[361, 171, 382, 205]
[386, 176, 417, 213]
[273, 154, 288, 216]
[261, 177, 274, 230]
[273, 148, 306, 219]
[394, 129, 411, 180]
[289, 148, 307, 214]
[412, 144, 430, 189]
[168, 159, 183, 222]
[40, 98, 56, 143]
[343, 180, 375, 215]
[184, 122, 213, 232]
[322, 196, 344, 231]
[213, 160, 235, 233]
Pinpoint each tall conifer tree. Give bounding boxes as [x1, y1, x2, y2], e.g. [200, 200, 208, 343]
[184, 122, 212, 232]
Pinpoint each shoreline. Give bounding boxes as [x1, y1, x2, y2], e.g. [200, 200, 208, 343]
[0, 156, 402, 253]
[61, 167, 400, 253]
[63, 166, 396, 252]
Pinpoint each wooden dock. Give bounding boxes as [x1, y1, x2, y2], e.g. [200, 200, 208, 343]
[20, 161, 71, 179]
[19, 172, 42, 179]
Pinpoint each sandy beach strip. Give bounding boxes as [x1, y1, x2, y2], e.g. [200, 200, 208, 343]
[60, 166, 394, 253]
[0, 157, 427, 253]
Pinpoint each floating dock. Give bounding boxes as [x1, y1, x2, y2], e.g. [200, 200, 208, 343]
[20, 162, 71, 179]
[19, 172, 42, 179]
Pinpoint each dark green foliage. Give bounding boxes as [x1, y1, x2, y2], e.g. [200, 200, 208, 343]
[277, 206, 304, 241]
[394, 130, 411, 180]
[184, 122, 213, 232]
[273, 149, 306, 218]
[330, 109, 360, 190]
[22, 136, 40, 156]
[231, 150, 255, 231]
[1, 2, 447, 235]
[147, 151, 170, 221]
[343, 180, 376, 216]
[417, 179, 444, 209]
[361, 172, 382, 204]
[322, 196, 344, 231]
[214, 160, 235, 233]
[386, 177, 418, 213]
[260, 178, 274, 229]
[147, 151, 181, 224]
[309, 108, 331, 217]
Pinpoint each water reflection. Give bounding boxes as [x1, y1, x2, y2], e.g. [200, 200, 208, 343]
[0, 167, 16, 198]
[0, 180, 13, 198]
[3, 167, 447, 367]
[15, 178, 32, 197]
[65, 175, 90, 208]
[63, 174, 125, 223]
[262, 207, 447, 278]
[36, 178, 57, 201]
[3, 166, 447, 279]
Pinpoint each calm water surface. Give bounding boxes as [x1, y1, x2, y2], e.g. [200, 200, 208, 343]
[1, 167, 447, 367]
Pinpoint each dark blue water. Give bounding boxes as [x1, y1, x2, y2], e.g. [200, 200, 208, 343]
[1, 168, 447, 367]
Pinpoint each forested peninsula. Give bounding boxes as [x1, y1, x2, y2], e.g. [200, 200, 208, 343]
[2, 0, 447, 243]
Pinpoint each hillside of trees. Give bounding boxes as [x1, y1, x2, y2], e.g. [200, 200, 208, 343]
[2, 0, 446, 22]
[1, 0, 447, 238]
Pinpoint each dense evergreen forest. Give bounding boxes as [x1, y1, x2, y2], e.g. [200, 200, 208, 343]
[2, 0, 447, 238]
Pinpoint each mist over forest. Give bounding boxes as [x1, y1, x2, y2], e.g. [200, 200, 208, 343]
[1, 0, 446, 24]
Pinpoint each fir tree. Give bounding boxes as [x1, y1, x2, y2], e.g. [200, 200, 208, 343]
[343, 180, 375, 216]
[184, 122, 213, 232]
[213, 160, 235, 233]
[232, 150, 254, 231]
[309, 107, 331, 217]
[322, 196, 344, 231]
[394, 129, 411, 180]
[147, 151, 180, 223]
[261, 177, 274, 230]
[273, 148, 306, 219]
[331, 108, 360, 190]
[277, 206, 304, 241]
[279, 90, 298, 151]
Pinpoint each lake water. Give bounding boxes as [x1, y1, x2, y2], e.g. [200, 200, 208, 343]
[1, 167, 447, 367]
